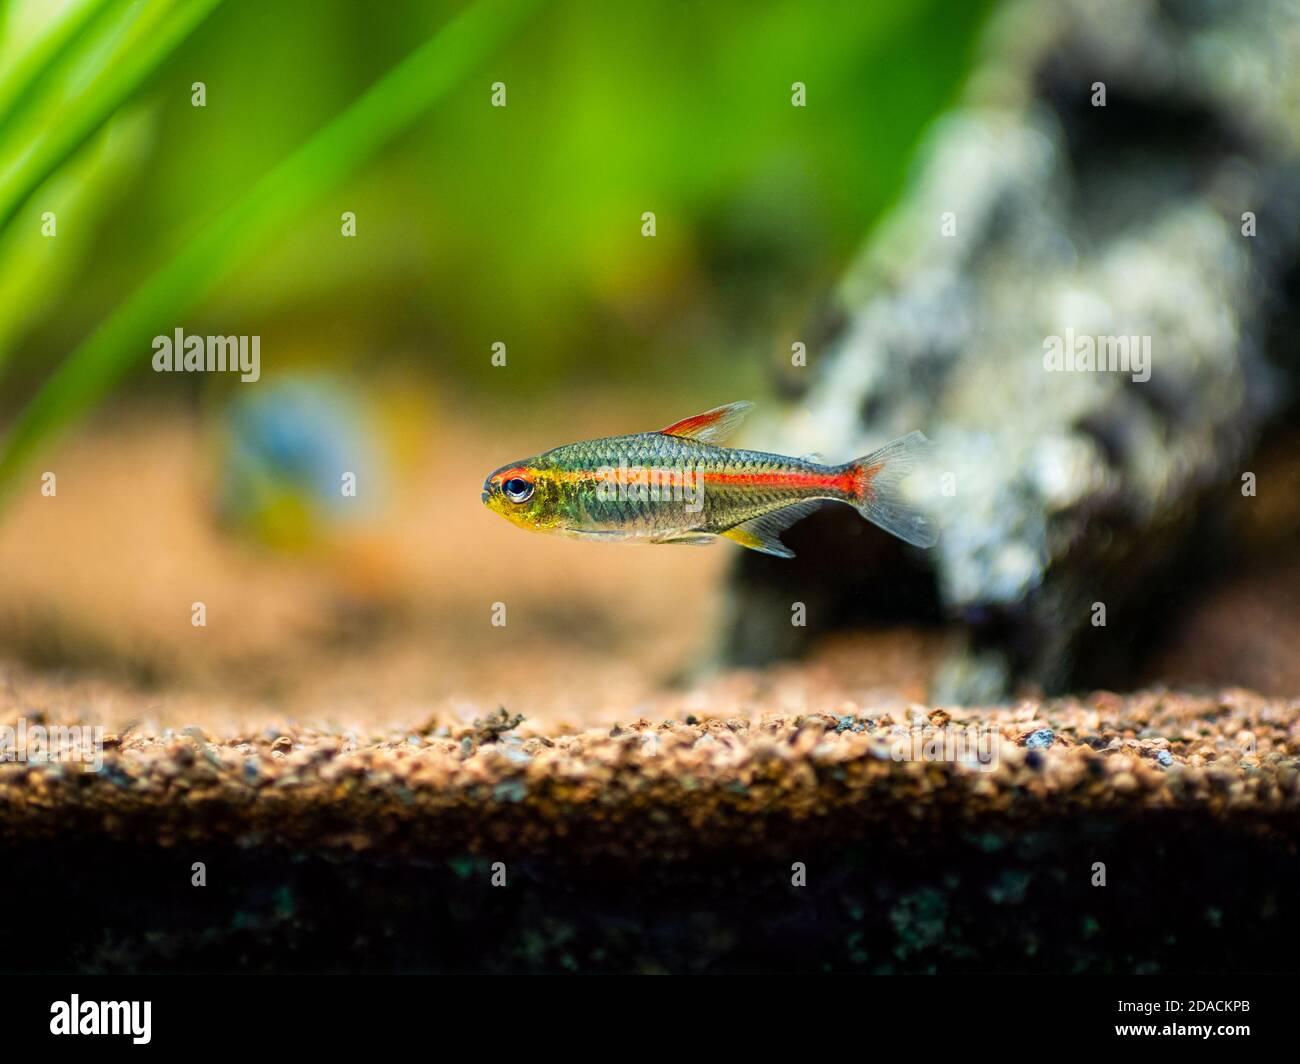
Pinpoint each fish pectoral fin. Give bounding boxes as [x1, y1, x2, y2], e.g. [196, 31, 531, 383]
[657, 401, 753, 444]
[649, 532, 717, 546]
[720, 501, 823, 559]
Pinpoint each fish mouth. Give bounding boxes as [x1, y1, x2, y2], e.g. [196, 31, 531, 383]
[481, 489, 490, 505]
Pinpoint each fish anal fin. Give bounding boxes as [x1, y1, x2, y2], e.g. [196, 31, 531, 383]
[721, 500, 822, 559]
[721, 525, 788, 556]
[658, 401, 753, 444]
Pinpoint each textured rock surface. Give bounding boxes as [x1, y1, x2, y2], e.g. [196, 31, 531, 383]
[724, 0, 1300, 697]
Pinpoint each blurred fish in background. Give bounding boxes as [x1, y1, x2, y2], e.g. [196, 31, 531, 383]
[216, 374, 384, 550]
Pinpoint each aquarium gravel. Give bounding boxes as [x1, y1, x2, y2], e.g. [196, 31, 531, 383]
[4, 687, 1295, 856]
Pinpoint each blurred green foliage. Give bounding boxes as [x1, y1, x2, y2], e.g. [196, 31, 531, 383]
[0, 0, 991, 492]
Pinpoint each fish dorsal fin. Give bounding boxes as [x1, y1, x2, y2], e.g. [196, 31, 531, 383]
[720, 500, 822, 559]
[658, 401, 753, 444]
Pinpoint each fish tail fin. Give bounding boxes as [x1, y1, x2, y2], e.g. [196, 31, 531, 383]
[841, 431, 938, 548]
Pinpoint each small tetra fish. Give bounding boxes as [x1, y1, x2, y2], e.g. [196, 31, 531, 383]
[481, 401, 937, 557]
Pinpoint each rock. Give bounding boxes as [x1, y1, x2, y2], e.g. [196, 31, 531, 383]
[721, 0, 1300, 697]
[1024, 729, 1055, 750]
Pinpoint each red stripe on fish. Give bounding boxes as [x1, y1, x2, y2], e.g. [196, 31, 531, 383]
[701, 468, 860, 494]
[855, 461, 883, 501]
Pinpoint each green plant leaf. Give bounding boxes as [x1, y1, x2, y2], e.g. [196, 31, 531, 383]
[0, 0, 223, 234]
[0, 0, 541, 503]
[0, 0, 124, 136]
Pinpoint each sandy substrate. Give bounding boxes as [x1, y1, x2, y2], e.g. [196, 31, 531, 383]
[3, 673, 1298, 971]
[6, 679, 1296, 854]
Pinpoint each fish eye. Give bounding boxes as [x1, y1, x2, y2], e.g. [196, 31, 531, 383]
[502, 477, 534, 503]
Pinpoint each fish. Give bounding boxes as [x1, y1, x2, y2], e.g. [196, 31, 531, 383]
[481, 401, 937, 557]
